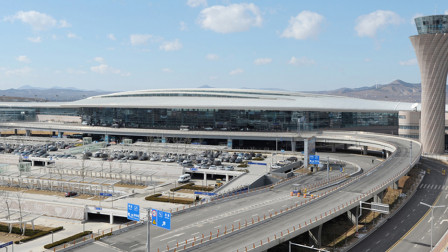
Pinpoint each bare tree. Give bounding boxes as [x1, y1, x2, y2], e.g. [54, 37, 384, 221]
[128, 162, 133, 184]
[16, 192, 25, 235]
[0, 191, 12, 233]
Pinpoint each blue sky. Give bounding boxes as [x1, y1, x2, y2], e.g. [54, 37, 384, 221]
[0, 0, 447, 92]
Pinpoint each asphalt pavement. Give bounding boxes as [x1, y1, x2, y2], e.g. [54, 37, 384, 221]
[350, 157, 448, 252]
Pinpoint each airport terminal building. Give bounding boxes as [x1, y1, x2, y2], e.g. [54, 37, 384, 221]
[0, 88, 428, 132]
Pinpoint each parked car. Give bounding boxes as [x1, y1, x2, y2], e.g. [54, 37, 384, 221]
[65, 192, 77, 197]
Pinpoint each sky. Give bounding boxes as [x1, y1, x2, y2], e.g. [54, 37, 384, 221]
[0, 0, 447, 92]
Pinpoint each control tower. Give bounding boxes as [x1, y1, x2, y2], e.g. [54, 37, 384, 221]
[410, 15, 448, 154]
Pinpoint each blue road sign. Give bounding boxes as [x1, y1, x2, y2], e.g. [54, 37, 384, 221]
[247, 162, 267, 166]
[95, 207, 102, 211]
[191, 168, 198, 171]
[194, 191, 216, 196]
[0, 241, 13, 249]
[100, 193, 112, 197]
[127, 203, 140, 221]
[309, 155, 320, 165]
[151, 208, 171, 230]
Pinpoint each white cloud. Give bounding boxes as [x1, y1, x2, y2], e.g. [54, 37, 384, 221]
[281, 11, 325, 40]
[209, 75, 218, 80]
[59, 19, 71, 28]
[399, 58, 418, 66]
[445, 10, 448, 15]
[108, 33, 116, 40]
[4, 67, 32, 76]
[130, 34, 152, 46]
[27, 36, 41, 43]
[179, 21, 188, 31]
[66, 68, 86, 75]
[187, 0, 207, 8]
[94, 57, 104, 63]
[198, 3, 262, 33]
[90, 64, 130, 77]
[16, 55, 31, 63]
[254, 58, 272, 65]
[67, 32, 79, 39]
[288, 56, 315, 66]
[206, 54, 219, 61]
[4, 10, 69, 31]
[229, 68, 244, 75]
[162, 68, 173, 73]
[159, 39, 183, 51]
[355, 10, 403, 38]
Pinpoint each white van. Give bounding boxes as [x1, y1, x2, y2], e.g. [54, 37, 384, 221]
[178, 174, 191, 183]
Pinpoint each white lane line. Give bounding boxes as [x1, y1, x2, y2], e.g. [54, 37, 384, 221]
[420, 184, 424, 188]
[428, 217, 433, 223]
[268, 209, 274, 212]
[129, 244, 139, 249]
[376, 240, 381, 244]
[422, 236, 426, 239]
[393, 226, 397, 230]
[233, 219, 241, 222]
[444, 208, 448, 215]
[214, 225, 221, 229]
[445, 194, 448, 200]
[191, 232, 199, 236]
[252, 214, 258, 217]
[159, 232, 185, 242]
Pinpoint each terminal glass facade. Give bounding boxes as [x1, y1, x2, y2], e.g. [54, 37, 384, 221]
[79, 107, 398, 132]
[0, 107, 78, 122]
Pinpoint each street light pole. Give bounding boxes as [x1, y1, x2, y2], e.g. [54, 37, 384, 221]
[420, 202, 445, 251]
[146, 208, 151, 252]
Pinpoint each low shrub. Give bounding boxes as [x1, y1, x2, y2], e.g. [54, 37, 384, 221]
[238, 163, 248, 168]
[170, 182, 195, 192]
[43, 230, 92, 249]
[15, 226, 63, 244]
[145, 193, 195, 204]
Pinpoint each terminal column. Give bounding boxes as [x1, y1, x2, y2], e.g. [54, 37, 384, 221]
[227, 139, 233, 149]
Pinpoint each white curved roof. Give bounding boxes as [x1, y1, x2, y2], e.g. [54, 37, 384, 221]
[62, 88, 422, 112]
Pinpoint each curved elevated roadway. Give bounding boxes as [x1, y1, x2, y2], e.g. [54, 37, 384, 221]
[75, 131, 421, 252]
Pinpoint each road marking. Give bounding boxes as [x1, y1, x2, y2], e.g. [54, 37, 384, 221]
[401, 220, 404, 223]
[252, 214, 258, 217]
[445, 194, 448, 200]
[159, 232, 185, 242]
[385, 232, 390, 236]
[376, 240, 381, 244]
[233, 219, 241, 222]
[386, 190, 443, 252]
[129, 244, 139, 248]
[191, 232, 199, 236]
[441, 219, 448, 224]
[94, 241, 126, 252]
[420, 184, 424, 188]
[428, 217, 433, 223]
[393, 226, 397, 230]
[422, 236, 426, 239]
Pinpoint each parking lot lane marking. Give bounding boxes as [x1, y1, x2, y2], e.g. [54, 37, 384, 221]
[234, 219, 241, 222]
[376, 240, 381, 244]
[129, 244, 139, 248]
[428, 217, 433, 223]
[191, 232, 199, 236]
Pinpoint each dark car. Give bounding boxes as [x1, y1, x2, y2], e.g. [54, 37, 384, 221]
[65, 192, 77, 197]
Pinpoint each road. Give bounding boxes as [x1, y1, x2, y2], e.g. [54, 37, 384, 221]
[349, 157, 448, 251]
[76, 153, 374, 252]
[73, 133, 420, 252]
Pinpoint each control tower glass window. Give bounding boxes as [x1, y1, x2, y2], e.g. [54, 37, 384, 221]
[415, 15, 448, 34]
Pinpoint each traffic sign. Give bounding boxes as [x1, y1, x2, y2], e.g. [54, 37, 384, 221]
[309, 155, 320, 165]
[0, 241, 13, 249]
[151, 208, 171, 230]
[127, 203, 140, 221]
[100, 193, 112, 197]
[194, 191, 216, 196]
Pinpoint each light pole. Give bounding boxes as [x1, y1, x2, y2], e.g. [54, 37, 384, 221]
[146, 208, 151, 252]
[420, 202, 445, 251]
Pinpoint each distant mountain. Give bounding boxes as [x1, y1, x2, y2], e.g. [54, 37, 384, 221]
[315, 79, 425, 103]
[0, 87, 113, 102]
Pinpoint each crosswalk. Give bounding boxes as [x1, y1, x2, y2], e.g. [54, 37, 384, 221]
[419, 183, 447, 190]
